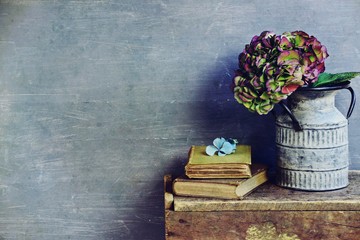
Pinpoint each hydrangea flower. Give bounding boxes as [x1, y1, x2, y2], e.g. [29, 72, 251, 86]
[205, 137, 237, 156]
[233, 31, 329, 115]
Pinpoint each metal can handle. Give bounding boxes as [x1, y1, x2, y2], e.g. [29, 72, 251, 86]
[345, 86, 356, 119]
[278, 101, 303, 131]
[276, 83, 356, 131]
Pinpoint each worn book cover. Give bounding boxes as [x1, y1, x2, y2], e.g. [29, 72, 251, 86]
[174, 164, 267, 200]
[187, 145, 251, 165]
[185, 145, 252, 178]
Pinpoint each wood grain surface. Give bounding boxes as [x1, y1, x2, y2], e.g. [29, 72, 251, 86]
[166, 171, 360, 239]
[166, 210, 360, 240]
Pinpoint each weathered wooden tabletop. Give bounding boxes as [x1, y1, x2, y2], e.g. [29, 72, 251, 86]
[165, 171, 360, 240]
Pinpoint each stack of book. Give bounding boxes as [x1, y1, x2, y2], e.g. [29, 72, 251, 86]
[172, 145, 268, 200]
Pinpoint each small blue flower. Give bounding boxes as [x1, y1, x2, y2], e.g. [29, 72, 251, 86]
[205, 137, 237, 156]
[227, 138, 238, 151]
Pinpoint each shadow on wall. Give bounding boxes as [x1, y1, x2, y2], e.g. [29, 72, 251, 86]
[189, 55, 277, 168]
[109, 156, 186, 240]
[112, 56, 279, 240]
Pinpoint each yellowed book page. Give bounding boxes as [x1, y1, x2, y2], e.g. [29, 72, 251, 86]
[173, 181, 239, 199]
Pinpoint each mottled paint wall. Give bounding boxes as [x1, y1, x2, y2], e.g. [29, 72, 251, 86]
[0, 0, 359, 239]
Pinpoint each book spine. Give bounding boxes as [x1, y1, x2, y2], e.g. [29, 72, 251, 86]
[185, 146, 195, 170]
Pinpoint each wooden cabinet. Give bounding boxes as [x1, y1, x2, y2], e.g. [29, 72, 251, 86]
[164, 171, 360, 240]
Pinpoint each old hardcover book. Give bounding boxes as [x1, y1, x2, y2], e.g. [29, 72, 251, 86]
[185, 145, 252, 178]
[187, 145, 251, 165]
[174, 164, 267, 200]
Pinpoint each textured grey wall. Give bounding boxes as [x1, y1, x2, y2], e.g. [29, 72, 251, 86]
[0, 0, 359, 239]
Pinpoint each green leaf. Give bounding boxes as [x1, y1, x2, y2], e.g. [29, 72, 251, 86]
[312, 72, 360, 87]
